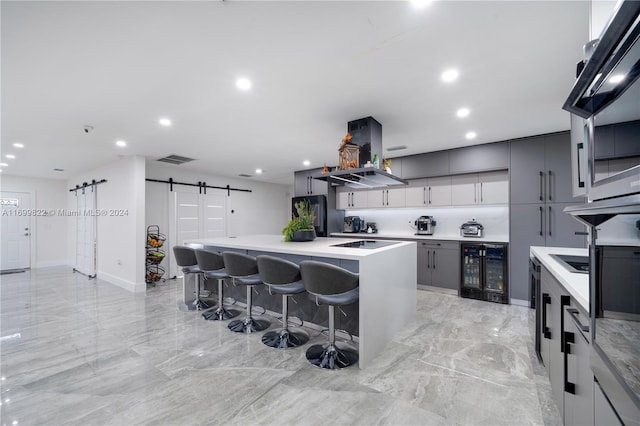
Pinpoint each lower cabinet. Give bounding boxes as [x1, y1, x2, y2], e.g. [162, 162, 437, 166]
[538, 265, 595, 426]
[417, 240, 460, 291]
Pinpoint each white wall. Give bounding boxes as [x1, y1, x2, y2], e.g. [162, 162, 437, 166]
[67, 155, 146, 292]
[145, 161, 290, 277]
[0, 175, 69, 267]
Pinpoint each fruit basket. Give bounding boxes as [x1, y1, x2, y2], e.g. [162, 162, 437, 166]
[146, 265, 166, 283]
[146, 249, 166, 264]
[147, 233, 166, 248]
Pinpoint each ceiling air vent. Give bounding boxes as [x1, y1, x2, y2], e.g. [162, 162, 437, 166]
[156, 154, 196, 165]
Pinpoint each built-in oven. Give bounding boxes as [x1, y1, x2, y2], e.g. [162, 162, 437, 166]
[564, 1, 640, 202]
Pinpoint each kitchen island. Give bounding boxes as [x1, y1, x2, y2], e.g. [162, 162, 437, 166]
[184, 235, 417, 369]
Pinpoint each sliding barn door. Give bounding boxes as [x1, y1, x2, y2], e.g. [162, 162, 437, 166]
[75, 186, 97, 277]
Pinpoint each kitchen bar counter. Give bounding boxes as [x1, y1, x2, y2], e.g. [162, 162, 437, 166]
[530, 246, 589, 312]
[331, 232, 509, 243]
[185, 235, 417, 369]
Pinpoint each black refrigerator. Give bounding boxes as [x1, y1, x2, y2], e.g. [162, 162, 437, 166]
[291, 195, 328, 237]
[460, 243, 509, 304]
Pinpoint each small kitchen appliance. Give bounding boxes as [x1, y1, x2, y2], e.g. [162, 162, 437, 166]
[460, 219, 484, 237]
[343, 216, 363, 233]
[415, 216, 436, 235]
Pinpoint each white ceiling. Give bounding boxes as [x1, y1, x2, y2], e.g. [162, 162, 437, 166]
[1, 0, 590, 186]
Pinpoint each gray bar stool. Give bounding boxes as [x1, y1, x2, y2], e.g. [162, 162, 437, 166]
[194, 249, 240, 321]
[222, 251, 270, 333]
[173, 245, 210, 311]
[257, 255, 309, 348]
[300, 260, 359, 369]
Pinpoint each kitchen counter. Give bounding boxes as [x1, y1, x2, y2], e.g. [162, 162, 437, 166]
[530, 246, 589, 312]
[331, 232, 509, 243]
[185, 234, 417, 369]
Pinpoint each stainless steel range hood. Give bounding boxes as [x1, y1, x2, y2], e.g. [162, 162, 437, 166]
[314, 167, 408, 188]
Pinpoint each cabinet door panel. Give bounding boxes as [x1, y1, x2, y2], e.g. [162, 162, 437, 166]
[451, 174, 478, 206]
[386, 187, 406, 208]
[449, 142, 509, 174]
[417, 244, 430, 286]
[401, 151, 449, 179]
[367, 189, 386, 208]
[352, 190, 368, 209]
[405, 179, 428, 207]
[509, 204, 545, 301]
[564, 309, 594, 426]
[478, 171, 508, 205]
[336, 189, 350, 210]
[428, 176, 452, 206]
[431, 247, 460, 290]
[510, 137, 545, 204]
[546, 202, 587, 248]
[545, 133, 576, 204]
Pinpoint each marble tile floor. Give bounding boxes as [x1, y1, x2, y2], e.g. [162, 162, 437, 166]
[0, 267, 562, 426]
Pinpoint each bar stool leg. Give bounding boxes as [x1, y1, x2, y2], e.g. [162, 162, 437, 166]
[192, 274, 212, 311]
[305, 305, 358, 369]
[202, 278, 239, 321]
[228, 285, 269, 333]
[261, 295, 309, 349]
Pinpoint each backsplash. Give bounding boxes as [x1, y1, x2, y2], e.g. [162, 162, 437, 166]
[343, 206, 509, 238]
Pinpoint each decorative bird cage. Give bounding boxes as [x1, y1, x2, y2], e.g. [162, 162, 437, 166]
[339, 144, 360, 170]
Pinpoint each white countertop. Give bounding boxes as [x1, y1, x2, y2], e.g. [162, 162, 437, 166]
[530, 246, 589, 312]
[331, 232, 509, 243]
[185, 234, 416, 260]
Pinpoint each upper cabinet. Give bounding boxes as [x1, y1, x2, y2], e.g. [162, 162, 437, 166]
[448, 142, 509, 174]
[400, 151, 449, 179]
[405, 176, 452, 207]
[451, 171, 509, 206]
[366, 187, 406, 208]
[336, 187, 367, 209]
[294, 168, 328, 196]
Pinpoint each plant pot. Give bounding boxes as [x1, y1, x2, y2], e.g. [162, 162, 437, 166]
[291, 230, 316, 242]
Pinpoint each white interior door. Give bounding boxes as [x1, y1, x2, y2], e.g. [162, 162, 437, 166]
[175, 192, 201, 245]
[201, 192, 227, 238]
[1, 192, 31, 271]
[75, 186, 97, 277]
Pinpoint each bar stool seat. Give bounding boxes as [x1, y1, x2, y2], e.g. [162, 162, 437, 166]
[223, 251, 270, 334]
[300, 260, 359, 369]
[257, 255, 309, 349]
[173, 245, 211, 311]
[194, 249, 240, 321]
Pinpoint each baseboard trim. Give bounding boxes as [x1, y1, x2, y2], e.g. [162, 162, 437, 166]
[97, 270, 146, 293]
[510, 298, 530, 307]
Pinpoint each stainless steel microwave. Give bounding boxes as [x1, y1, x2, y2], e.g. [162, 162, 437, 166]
[564, 1, 640, 202]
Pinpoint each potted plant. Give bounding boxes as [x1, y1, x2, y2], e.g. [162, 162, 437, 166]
[282, 200, 317, 242]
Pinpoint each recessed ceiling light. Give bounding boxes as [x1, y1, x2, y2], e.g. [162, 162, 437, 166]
[465, 131, 477, 140]
[303, 160, 311, 167]
[115, 140, 127, 147]
[410, 0, 432, 8]
[0, 163, 7, 167]
[12, 143, 24, 148]
[609, 74, 625, 84]
[456, 108, 470, 118]
[236, 78, 252, 91]
[442, 69, 459, 83]
[6, 154, 15, 159]
[158, 117, 172, 127]
[255, 168, 263, 174]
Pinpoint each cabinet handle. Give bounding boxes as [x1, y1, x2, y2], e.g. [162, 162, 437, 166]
[474, 183, 477, 203]
[548, 170, 552, 201]
[429, 186, 432, 204]
[567, 308, 589, 332]
[480, 182, 483, 203]
[542, 293, 551, 339]
[560, 295, 570, 353]
[426, 250, 430, 269]
[423, 187, 427, 204]
[350, 192, 354, 207]
[433, 251, 436, 269]
[381, 190, 385, 206]
[386, 189, 389, 206]
[539, 171, 544, 201]
[539, 206, 544, 237]
[548, 205, 552, 237]
[563, 331, 576, 395]
[576, 143, 585, 188]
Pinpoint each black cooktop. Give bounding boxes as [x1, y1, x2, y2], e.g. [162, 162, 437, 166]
[330, 240, 399, 249]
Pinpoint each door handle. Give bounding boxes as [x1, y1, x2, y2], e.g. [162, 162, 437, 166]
[433, 251, 436, 269]
[428, 186, 432, 204]
[426, 250, 430, 269]
[542, 293, 551, 339]
[548, 205, 552, 237]
[382, 190, 385, 206]
[480, 182, 483, 203]
[423, 187, 427, 204]
[548, 170, 552, 201]
[576, 143, 585, 188]
[560, 295, 570, 353]
[539, 171, 544, 201]
[308, 176, 312, 194]
[563, 331, 576, 394]
[539, 206, 544, 236]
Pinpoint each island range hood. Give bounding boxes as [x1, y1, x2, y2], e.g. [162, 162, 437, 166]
[314, 116, 408, 188]
[314, 166, 408, 188]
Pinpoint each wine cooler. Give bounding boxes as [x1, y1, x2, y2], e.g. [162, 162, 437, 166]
[460, 243, 508, 304]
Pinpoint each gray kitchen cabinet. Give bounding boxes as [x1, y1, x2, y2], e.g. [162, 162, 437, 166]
[510, 204, 545, 301]
[405, 176, 452, 207]
[417, 240, 460, 291]
[367, 187, 406, 208]
[545, 132, 576, 204]
[545, 202, 587, 248]
[564, 304, 594, 426]
[294, 168, 328, 196]
[594, 381, 623, 426]
[451, 171, 508, 206]
[448, 141, 509, 174]
[400, 150, 449, 179]
[336, 187, 367, 210]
